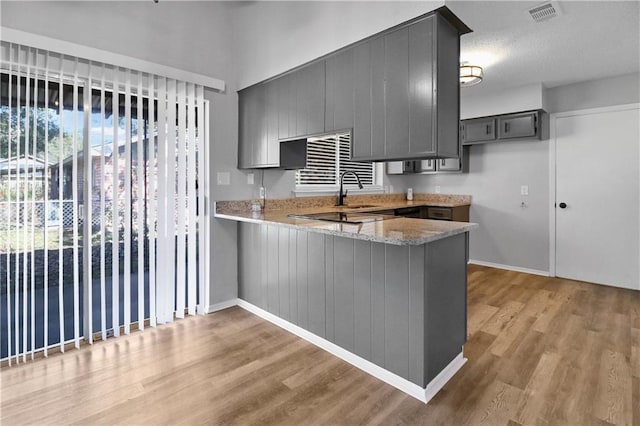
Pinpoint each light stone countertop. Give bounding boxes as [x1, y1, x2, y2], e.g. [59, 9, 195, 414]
[215, 207, 478, 246]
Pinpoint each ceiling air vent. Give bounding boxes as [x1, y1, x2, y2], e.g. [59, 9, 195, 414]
[527, 1, 561, 23]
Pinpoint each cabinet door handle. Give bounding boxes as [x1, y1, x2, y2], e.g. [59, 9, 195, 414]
[441, 159, 445, 167]
[504, 122, 510, 133]
[486, 124, 491, 135]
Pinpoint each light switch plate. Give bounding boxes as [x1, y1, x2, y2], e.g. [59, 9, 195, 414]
[247, 173, 254, 185]
[520, 185, 529, 196]
[217, 172, 230, 185]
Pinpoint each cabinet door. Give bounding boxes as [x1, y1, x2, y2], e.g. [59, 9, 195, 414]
[325, 49, 354, 133]
[416, 159, 436, 172]
[408, 17, 435, 156]
[352, 41, 372, 160]
[384, 28, 410, 158]
[370, 36, 386, 159]
[437, 158, 461, 171]
[498, 112, 537, 139]
[277, 74, 293, 140]
[461, 117, 496, 144]
[265, 80, 280, 166]
[251, 84, 268, 167]
[294, 61, 325, 138]
[238, 89, 253, 168]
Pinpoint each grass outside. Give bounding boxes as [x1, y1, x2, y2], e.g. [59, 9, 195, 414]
[0, 226, 127, 252]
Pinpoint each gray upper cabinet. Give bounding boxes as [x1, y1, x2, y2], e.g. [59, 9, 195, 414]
[351, 14, 461, 162]
[384, 27, 411, 159]
[352, 40, 374, 159]
[498, 112, 537, 139]
[460, 117, 495, 144]
[461, 110, 547, 146]
[238, 7, 468, 168]
[237, 81, 279, 168]
[294, 61, 325, 138]
[325, 48, 354, 133]
[238, 62, 325, 168]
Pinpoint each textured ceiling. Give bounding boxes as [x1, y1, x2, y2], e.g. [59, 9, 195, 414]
[447, 0, 640, 95]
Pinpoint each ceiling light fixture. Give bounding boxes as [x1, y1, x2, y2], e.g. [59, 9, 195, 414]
[460, 64, 484, 87]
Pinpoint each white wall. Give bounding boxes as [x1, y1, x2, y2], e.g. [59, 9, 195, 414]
[1, 0, 240, 306]
[231, 0, 443, 89]
[389, 74, 640, 273]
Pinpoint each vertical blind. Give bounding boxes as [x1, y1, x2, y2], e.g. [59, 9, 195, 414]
[0, 42, 210, 364]
[296, 132, 375, 187]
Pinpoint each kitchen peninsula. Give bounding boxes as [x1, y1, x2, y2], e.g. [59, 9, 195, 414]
[215, 194, 477, 403]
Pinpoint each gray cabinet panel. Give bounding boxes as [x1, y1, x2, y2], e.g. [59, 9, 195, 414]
[237, 223, 254, 303]
[353, 240, 372, 361]
[424, 233, 467, 382]
[370, 242, 386, 367]
[408, 17, 435, 156]
[434, 15, 462, 158]
[353, 42, 372, 160]
[307, 233, 326, 338]
[278, 227, 290, 321]
[333, 237, 355, 351]
[238, 87, 253, 169]
[498, 112, 537, 139]
[370, 36, 386, 159]
[288, 230, 298, 325]
[462, 110, 545, 145]
[385, 245, 410, 379]
[437, 157, 461, 171]
[325, 49, 354, 132]
[265, 80, 280, 166]
[236, 222, 470, 389]
[384, 28, 410, 158]
[408, 245, 426, 386]
[295, 61, 325, 138]
[461, 117, 495, 143]
[277, 74, 293, 140]
[296, 231, 309, 329]
[267, 225, 280, 314]
[324, 236, 335, 342]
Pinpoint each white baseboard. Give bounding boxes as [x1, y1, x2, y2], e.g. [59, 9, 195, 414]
[469, 259, 549, 277]
[236, 299, 466, 404]
[206, 299, 240, 314]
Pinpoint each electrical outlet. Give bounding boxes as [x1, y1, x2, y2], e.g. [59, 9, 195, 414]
[259, 186, 265, 200]
[435, 186, 441, 194]
[247, 173, 254, 185]
[216, 172, 230, 186]
[521, 185, 529, 196]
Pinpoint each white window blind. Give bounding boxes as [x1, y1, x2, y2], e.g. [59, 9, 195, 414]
[0, 41, 210, 365]
[296, 132, 377, 189]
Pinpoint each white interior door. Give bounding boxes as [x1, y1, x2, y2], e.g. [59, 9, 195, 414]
[554, 105, 640, 290]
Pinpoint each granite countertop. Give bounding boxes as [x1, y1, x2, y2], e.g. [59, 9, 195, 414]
[215, 193, 477, 246]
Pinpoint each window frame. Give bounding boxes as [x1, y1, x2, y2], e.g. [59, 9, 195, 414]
[294, 132, 384, 196]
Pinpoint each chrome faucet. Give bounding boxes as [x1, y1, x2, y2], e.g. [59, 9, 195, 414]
[338, 171, 363, 206]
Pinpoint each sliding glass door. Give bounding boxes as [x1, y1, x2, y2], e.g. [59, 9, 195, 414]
[1, 44, 210, 363]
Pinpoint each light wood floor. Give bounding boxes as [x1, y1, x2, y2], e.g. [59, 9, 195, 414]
[1, 265, 638, 425]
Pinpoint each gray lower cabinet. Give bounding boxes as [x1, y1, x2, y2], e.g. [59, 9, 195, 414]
[237, 222, 468, 387]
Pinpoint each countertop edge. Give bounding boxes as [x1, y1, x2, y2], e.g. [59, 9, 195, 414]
[214, 212, 478, 246]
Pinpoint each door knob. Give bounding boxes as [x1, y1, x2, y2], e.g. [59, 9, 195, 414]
[558, 202, 567, 209]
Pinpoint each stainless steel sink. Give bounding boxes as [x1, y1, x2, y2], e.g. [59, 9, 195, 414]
[288, 211, 395, 224]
